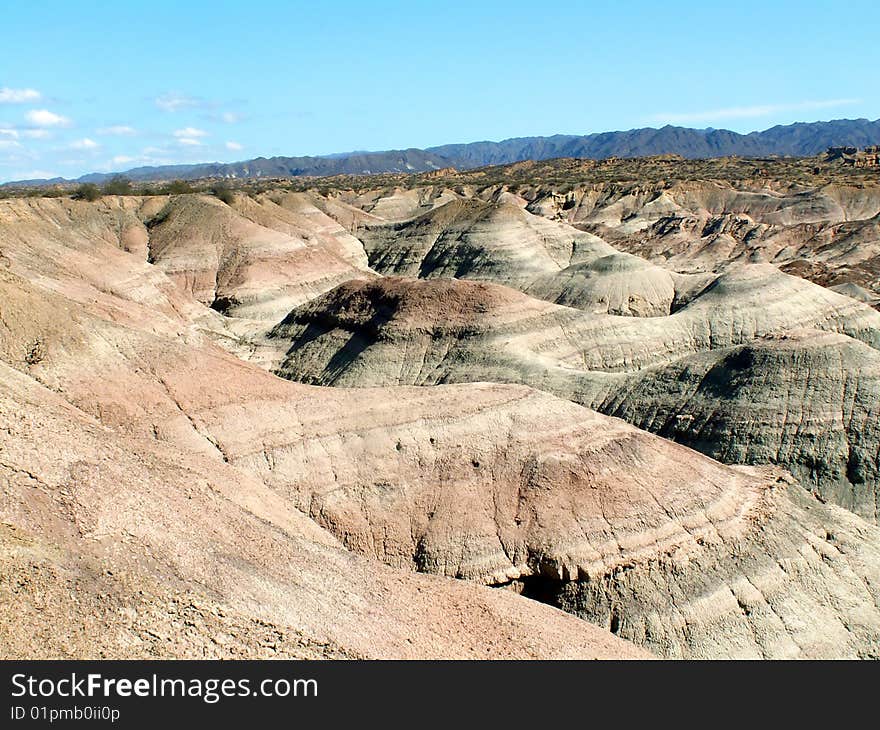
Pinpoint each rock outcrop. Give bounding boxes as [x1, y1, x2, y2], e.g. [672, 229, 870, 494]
[144, 194, 374, 323]
[331, 177, 880, 306]
[267, 271, 880, 521]
[590, 330, 880, 521]
[356, 198, 708, 316]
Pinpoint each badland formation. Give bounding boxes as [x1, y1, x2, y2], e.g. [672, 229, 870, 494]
[2, 148, 880, 659]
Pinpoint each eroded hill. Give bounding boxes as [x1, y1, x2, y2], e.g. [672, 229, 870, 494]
[3, 154, 880, 659]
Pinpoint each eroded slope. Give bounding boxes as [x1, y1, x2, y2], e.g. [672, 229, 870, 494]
[267, 272, 880, 520]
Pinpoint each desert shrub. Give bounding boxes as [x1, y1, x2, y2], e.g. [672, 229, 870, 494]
[164, 180, 193, 195]
[102, 175, 133, 195]
[72, 183, 102, 201]
[210, 182, 235, 205]
[144, 202, 172, 230]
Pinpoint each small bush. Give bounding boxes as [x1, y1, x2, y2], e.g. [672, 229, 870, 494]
[72, 183, 102, 201]
[164, 180, 193, 195]
[102, 175, 133, 196]
[210, 182, 235, 205]
[144, 206, 171, 229]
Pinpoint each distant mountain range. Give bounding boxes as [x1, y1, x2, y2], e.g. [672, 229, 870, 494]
[7, 118, 880, 186]
[428, 118, 880, 166]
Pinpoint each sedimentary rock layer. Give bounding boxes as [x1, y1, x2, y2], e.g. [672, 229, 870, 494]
[268, 272, 880, 520]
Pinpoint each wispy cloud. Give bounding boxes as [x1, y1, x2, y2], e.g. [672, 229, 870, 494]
[0, 87, 41, 104]
[0, 146, 37, 164]
[225, 140, 243, 151]
[0, 127, 52, 140]
[97, 125, 137, 136]
[70, 138, 99, 150]
[155, 92, 206, 112]
[173, 127, 208, 146]
[25, 109, 71, 127]
[0, 144, 39, 171]
[0, 139, 22, 150]
[173, 127, 207, 138]
[650, 98, 862, 125]
[100, 149, 175, 171]
[203, 109, 247, 125]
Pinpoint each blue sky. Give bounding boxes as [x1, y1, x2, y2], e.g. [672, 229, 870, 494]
[1, 0, 877, 182]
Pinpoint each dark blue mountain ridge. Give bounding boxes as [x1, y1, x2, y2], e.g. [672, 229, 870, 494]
[5, 118, 880, 186]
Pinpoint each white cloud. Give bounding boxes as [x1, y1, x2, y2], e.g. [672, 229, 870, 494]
[173, 127, 208, 138]
[0, 87, 41, 104]
[0, 139, 22, 149]
[225, 140, 243, 151]
[111, 155, 135, 165]
[221, 111, 242, 123]
[155, 92, 203, 112]
[174, 127, 208, 146]
[0, 127, 51, 140]
[70, 138, 99, 150]
[651, 98, 862, 125]
[25, 109, 71, 127]
[97, 125, 137, 136]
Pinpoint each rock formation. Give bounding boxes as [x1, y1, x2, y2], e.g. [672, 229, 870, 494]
[356, 198, 710, 316]
[324, 175, 880, 307]
[5, 162, 880, 660]
[267, 271, 880, 522]
[0, 211, 647, 659]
